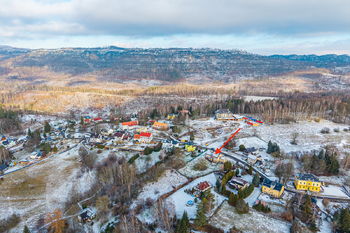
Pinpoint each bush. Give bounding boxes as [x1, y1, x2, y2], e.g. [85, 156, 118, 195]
[253, 201, 271, 213]
[128, 154, 140, 163]
[321, 127, 330, 134]
[97, 150, 102, 154]
[236, 199, 249, 214]
[239, 144, 245, 151]
[82, 203, 87, 209]
[97, 144, 104, 149]
[334, 128, 340, 133]
[322, 198, 329, 207]
[343, 128, 349, 132]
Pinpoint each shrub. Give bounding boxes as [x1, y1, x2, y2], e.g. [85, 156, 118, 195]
[128, 154, 140, 163]
[97, 144, 104, 149]
[322, 198, 329, 207]
[334, 128, 340, 133]
[321, 127, 330, 134]
[193, 158, 207, 171]
[236, 199, 249, 214]
[239, 144, 245, 151]
[343, 128, 349, 132]
[82, 204, 87, 209]
[97, 150, 102, 154]
[253, 201, 271, 213]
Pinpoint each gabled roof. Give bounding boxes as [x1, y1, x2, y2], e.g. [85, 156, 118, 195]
[262, 178, 283, 192]
[140, 132, 152, 138]
[153, 122, 168, 127]
[93, 117, 102, 121]
[196, 181, 211, 191]
[134, 134, 141, 139]
[229, 177, 248, 186]
[122, 121, 138, 126]
[295, 173, 320, 182]
[245, 147, 256, 153]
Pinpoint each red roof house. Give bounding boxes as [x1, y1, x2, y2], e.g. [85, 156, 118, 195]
[195, 181, 212, 192]
[93, 117, 103, 122]
[121, 121, 138, 129]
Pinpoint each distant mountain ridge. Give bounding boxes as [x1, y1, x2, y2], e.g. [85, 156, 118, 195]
[0, 45, 349, 83]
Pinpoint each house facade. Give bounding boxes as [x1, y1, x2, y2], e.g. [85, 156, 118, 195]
[247, 154, 262, 166]
[294, 173, 321, 192]
[90, 133, 103, 143]
[215, 109, 234, 120]
[194, 181, 212, 197]
[167, 113, 176, 120]
[152, 122, 168, 130]
[185, 142, 196, 152]
[121, 121, 138, 130]
[262, 178, 284, 198]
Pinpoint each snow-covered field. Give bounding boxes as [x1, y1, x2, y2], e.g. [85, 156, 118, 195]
[132, 169, 188, 208]
[322, 185, 349, 198]
[209, 201, 291, 232]
[236, 136, 267, 149]
[247, 120, 350, 154]
[0, 144, 91, 232]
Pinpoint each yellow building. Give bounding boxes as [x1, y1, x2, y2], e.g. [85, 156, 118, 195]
[153, 122, 169, 130]
[262, 179, 284, 198]
[135, 127, 147, 133]
[185, 142, 196, 152]
[294, 173, 321, 192]
[167, 113, 176, 120]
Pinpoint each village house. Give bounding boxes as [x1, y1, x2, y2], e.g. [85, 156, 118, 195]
[194, 181, 212, 197]
[134, 132, 153, 143]
[140, 132, 153, 143]
[93, 117, 103, 122]
[185, 142, 196, 152]
[121, 120, 138, 130]
[294, 173, 322, 192]
[228, 177, 249, 190]
[78, 208, 96, 223]
[114, 132, 125, 142]
[30, 150, 46, 160]
[152, 122, 168, 130]
[247, 154, 263, 167]
[205, 152, 227, 164]
[101, 129, 114, 136]
[244, 147, 257, 155]
[83, 116, 91, 123]
[233, 115, 244, 121]
[90, 133, 103, 143]
[215, 109, 234, 120]
[262, 178, 284, 198]
[167, 113, 176, 120]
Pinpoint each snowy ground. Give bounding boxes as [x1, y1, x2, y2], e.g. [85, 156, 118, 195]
[132, 170, 188, 208]
[236, 136, 267, 149]
[246, 120, 350, 154]
[0, 143, 91, 232]
[167, 173, 227, 220]
[322, 185, 349, 198]
[258, 193, 286, 206]
[178, 154, 218, 178]
[209, 201, 291, 233]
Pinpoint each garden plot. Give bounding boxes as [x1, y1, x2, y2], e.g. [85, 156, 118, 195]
[132, 170, 188, 208]
[134, 151, 164, 173]
[178, 154, 218, 178]
[209, 201, 291, 233]
[236, 136, 267, 149]
[248, 120, 350, 154]
[167, 173, 227, 220]
[322, 185, 349, 198]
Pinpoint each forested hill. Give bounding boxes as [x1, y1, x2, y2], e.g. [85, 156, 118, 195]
[0, 46, 350, 83]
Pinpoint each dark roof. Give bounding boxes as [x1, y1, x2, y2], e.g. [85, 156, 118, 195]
[0, 164, 7, 171]
[229, 177, 248, 186]
[296, 173, 320, 182]
[262, 178, 283, 192]
[114, 132, 124, 137]
[245, 147, 256, 153]
[80, 211, 89, 220]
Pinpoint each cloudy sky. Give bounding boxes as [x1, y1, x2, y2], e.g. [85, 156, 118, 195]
[1, 0, 350, 55]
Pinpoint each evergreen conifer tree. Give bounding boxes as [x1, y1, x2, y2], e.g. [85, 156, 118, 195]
[252, 173, 260, 186]
[340, 209, 350, 233]
[248, 165, 253, 175]
[195, 199, 207, 227]
[23, 225, 30, 233]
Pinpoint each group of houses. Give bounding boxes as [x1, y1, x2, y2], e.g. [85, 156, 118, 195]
[214, 109, 264, 126]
